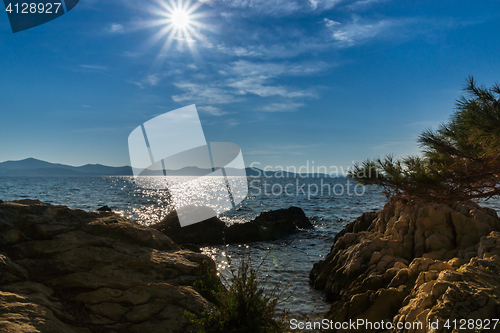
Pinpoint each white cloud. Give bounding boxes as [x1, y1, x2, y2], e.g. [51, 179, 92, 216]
[108, 23, 125, 34]
[202, 0, 344, 15]
[127, 73, 163, 89]
[256, 41, 331, 59]
[324, 18, 341, 27]
[171, 60, 323, 105]
[79, 64, 108, 71]
[226, 118, 240, 127]
[221, 60, 323, 98]
[204, 32, 331, 60]
[147, 74, 160, 86]
[198, 106, 228, 116]
[172, 83, 240, 104]
[212, 0, 301, 15]
[227, 60, 327, 78]
[310, 0, 342, 10]
[227, 77, 315, 98]
[347, 0, 389, 10]
[215, 44, 263, 57]
[261, 102, 305, 112]
[201, 0, 384, 14]
[327, 17, 414, 47]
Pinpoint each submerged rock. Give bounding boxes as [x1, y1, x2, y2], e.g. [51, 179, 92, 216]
[152, 206, 313, 246]
[310, 198, 500, 332]
[0, 200, 215, 333]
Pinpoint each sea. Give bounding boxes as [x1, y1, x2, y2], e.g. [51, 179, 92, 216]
[2, 175, 500, 321]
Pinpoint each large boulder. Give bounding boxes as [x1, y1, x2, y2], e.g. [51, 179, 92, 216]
[310, 198, 500, 332]
[152, 206, 313, 246]
[0, 200, 215, 333]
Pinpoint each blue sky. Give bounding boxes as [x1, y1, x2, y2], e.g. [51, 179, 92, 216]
[1, 0, 500, 170]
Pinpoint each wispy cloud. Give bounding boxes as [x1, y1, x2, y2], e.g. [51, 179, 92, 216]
[198, 105, 229, 116]
[172, 83, 241, 104]
[223, 60, 324, 98]
[107, 23, 125, 34]
[261, 102, 305, 112]
[310, 0, 342, 10]
[209, 40, 331, 59]
[325, 15, 466, 47]
[227, 77, 316, 98]
[324, 18, 341, 27]
[202, 0, 372, 15]
[346, 0, 389, 10]
[171, 60, 325, 105]
[225, 118, 240, 127]
[227, 60, 328, 77]
[79, 64, 108, 71]
[146, 74, 161, 86]
[127, 72, 174, 89]
[201, 0, 302, 16]
[214, 43, 264, 57]
[326, 16, 418, 47]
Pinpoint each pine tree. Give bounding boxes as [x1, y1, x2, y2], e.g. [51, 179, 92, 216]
[349, 77, 500, 202]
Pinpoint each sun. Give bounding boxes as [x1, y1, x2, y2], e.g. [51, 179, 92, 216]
[128, 0, 207, 68]
[171, 9, 190, 29]
[141, 0, 206, 62]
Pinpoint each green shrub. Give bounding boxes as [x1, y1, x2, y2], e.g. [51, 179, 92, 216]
[188, 255, 287, 333]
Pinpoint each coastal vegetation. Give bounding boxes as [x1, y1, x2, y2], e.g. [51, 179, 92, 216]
[350, 77, 500, 202]
[187, 255, 286, 333]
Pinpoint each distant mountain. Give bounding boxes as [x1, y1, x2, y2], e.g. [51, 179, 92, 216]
[0, 158, 70, 170]
[0, 158, 132, 176]
[0, 158, 342, 177]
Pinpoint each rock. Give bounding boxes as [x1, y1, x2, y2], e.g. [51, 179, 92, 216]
[0, 200, 215, 333]
[251, 206, 313, 229]
[310, 198, 500, 332]
[332, 211, 378, 245]
[153, 209, 225, 245]
[153, 206, 312, 245]
[394, 249, 500, 333]
[97, 205, 112, 212]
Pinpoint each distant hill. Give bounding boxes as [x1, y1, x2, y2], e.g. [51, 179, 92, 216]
[0, 158, 132, 176]
[0, 158, 341, 177]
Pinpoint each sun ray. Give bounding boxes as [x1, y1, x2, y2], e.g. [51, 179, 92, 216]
[131, 0, 207, 68]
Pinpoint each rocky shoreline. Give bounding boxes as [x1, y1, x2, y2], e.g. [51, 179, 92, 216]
[0, 200, 315, 333]
[3, 198, 500, 333]
[0, 200, 214, 333]
[310, 198, 500, 332]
